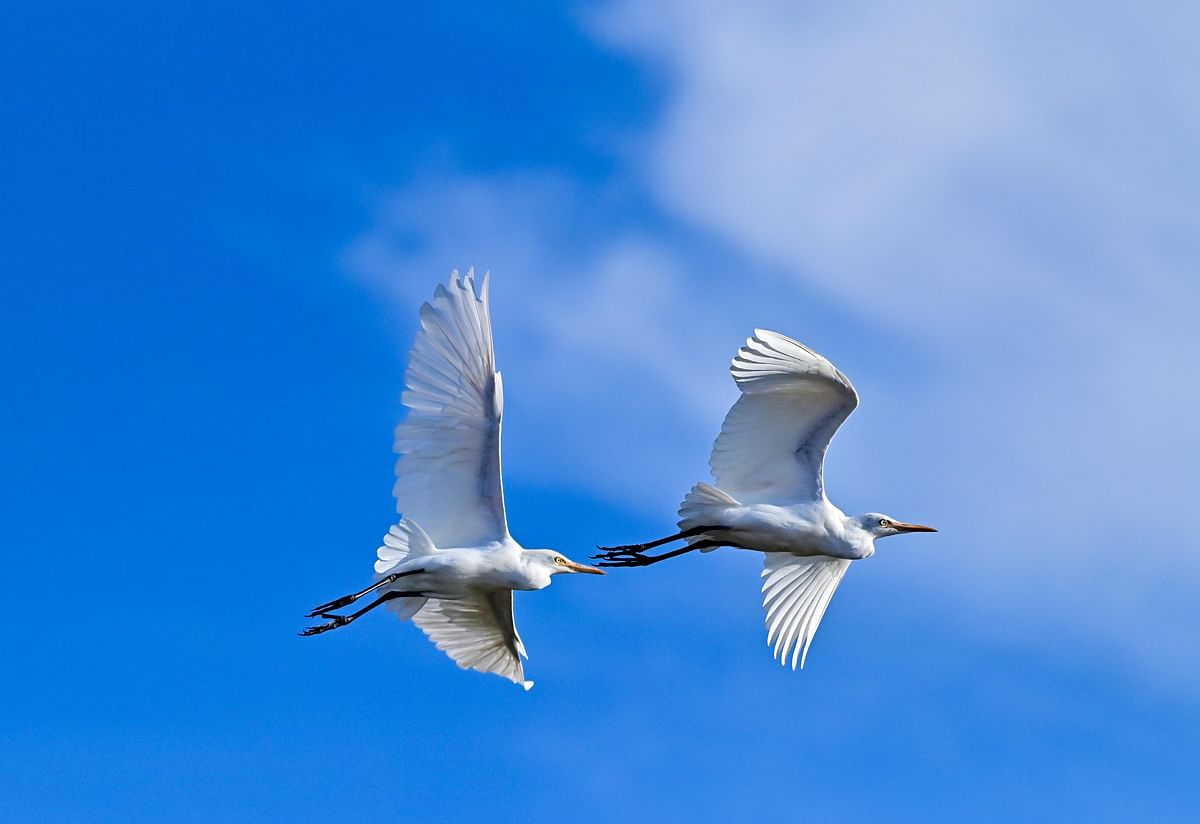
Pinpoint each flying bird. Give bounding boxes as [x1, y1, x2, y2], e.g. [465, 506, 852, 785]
[593, 330, 935, 669]
[302, 270, 604, 689]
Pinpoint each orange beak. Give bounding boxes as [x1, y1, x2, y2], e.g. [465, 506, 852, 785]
[564, 560, 607, 575]
[892, 521, 938, 533]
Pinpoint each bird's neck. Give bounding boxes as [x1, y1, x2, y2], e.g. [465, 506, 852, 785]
[840, 518, 876, 558]
[515, 550, 553, 591]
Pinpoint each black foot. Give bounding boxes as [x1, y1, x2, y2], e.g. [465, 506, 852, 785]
[306, 594, 356, 618]
[592, 539, 723, 568]
[591, 546, 662, 567]
[595, 554, 657, 568]
[589, 526, 729, 562]
[299, 614, 351, 636]
[593, 543, 648, 557]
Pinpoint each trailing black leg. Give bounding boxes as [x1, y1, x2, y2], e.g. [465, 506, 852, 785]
[593, 525, 728, 558]
[593, 539, 729, 568]
[299, 589, 425, 636]
[306, 568, 424, 618]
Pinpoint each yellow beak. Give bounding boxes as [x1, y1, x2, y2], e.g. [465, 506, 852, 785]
[564, 560, 607, 575]
[892, 521, 938, 533]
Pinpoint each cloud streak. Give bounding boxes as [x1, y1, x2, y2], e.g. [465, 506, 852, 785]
[344, 2, 1200, 692]
[592, 0, 1200, 686]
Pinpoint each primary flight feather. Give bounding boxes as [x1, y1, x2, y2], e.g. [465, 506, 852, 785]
[302, 270, 604, 688]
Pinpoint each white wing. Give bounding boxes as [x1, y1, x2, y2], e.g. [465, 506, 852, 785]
[394, 269, 507, 548]
[709, 329, 858, 504]
[413, 591, 531, 689]
[761, 553, 851, 670]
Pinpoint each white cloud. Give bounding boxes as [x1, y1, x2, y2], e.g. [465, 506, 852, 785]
[344, 2, 1200, 691]
[595, 0, 1200, 325]
[588, 0, 1200, 688]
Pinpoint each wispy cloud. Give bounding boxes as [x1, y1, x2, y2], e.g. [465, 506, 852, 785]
[594, 0, 1200, 327]
[343, 2, 1200, 692]
[590, 0, 1200, 686]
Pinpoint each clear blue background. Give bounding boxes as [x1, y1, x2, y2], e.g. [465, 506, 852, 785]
[3, 2, 1198, 822]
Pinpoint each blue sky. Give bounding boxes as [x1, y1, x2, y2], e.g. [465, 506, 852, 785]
[3, 1, 1199, 821]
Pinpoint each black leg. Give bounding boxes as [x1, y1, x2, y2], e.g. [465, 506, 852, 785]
[306, 568, 425, 618]
[594, 539, 728, 568]
[593, 525, 727, 557]
[299, 589, 425, 636]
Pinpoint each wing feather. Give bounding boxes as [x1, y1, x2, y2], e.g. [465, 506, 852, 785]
[393, 270, 507, 548]
[413, 591, 531, 689]
[761, 554, 851, 670]
[710, 329, 858, 504]
[764, 563, 821, 635]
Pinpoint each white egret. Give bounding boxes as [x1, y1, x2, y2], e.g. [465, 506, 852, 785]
[302, 270, 604, 689]
[594, 329, 935, 669]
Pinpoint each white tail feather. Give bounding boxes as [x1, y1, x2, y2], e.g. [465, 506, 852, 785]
[373, 518, 437, 621]
[375, 518, 438, 574]
[677, 482, 740, 548]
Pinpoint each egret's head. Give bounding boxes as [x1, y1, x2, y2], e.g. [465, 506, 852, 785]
[857, 513, 938, 540]
[527, 549, 607, 577]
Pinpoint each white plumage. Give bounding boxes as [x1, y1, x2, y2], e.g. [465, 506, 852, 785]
[391, 273, 506, 549]
[761, 554, 850, 671]
[414, 593, 527, 686]
[303, 270, 604, 688]
[713, 331, 858, 504]
[596, 329, 936, 669]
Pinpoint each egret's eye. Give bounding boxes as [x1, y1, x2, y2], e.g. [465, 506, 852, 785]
[879, 519, 890, 527]
[553, 556, 566, 565]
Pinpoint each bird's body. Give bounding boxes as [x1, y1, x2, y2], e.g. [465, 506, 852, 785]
[302, 270, 602, 689]
[377, 540, 566, 599]
[690, 498, 872, 559]
[595, 329, 935, 669]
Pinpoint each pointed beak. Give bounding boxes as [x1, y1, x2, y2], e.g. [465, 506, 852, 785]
[892, 521, 938, 533]
[564, 560, 606, 575]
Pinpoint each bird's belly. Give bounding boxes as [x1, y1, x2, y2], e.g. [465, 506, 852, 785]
[385, 554, 515, 600]
[725, 527, 828, 555]
[381, 571, 470, 601]
[721, 506, 855, 558]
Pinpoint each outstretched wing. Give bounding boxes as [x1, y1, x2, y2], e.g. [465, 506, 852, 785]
[394, 269, 508, 548]
[413, 591, 531, 689]
[709, 329, 858, 504]
[761, 553, 852, 670]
